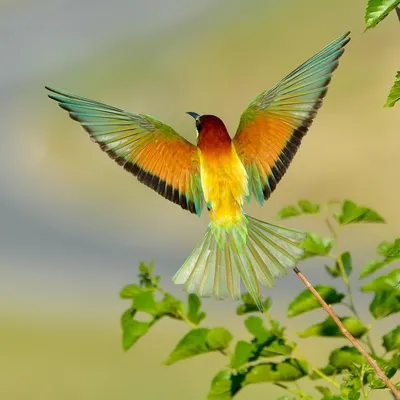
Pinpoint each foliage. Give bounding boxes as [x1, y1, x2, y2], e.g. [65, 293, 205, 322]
[120, 200, 400, 399]
[364, 0, 400, 106]
[385, 71, 400, 108]
[365, 0, 400, 29]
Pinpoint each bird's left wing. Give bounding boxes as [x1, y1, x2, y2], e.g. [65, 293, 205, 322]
[232, 32, 350, 206]
[46, 87, 204, 215]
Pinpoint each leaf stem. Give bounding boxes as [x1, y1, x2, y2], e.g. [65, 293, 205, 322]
[180, 313, 198, 329]
[274, 382, 302, 397]
[361, 377, 369, 399]
[292, 266, 400, 400]
[295, 349, 340, 389]
[325, 217, 338, 244]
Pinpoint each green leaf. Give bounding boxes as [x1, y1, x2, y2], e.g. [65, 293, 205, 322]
[207, 369, 247, 400]
[361, 269, 400, 292]
[385, 71, 400, 107]
[315, 386, 332, 396]
[230, 341, 257, 369]
[187, 293, 206, 324]
[207, 327, 233, 350]
[276, 200, 320, 220]
[359, 259, 386, 279]
[119, 284, 153, 299]
[340, 252, 353, 277]
[365, 0, 400, 29]
[368, 371, 396, 389]
[309, 365, 336, 380]
[260, 338, 296, 357]
[378, 238, 400, 257]
[382, 325, 400, 351]
[347, 391, 361, 400]
[360, 238, 400, 278]
[138, 260, 160, 288]
[329, 346, 366, 370]
[367, 358, 397, 388]
[156, 293, 184, 319]
[269, 319, 285, 338]
[275, 397, 296, 400]
[326, 252, 353, 278]
[138, 261, 150, 274]
[131, 291, 157, 315]
[243, 358, 308, 384]
[121, 314, 151, 351]
[340, 364, 364, 395]
[207, 370, 237, 400]
[165, 327, 233, 365]
[288, 285, 345, 317]
[121, 307, 135, 326]
[369, 290, 400, 318]
[244, 317, 295, 358]
[334, 200, 385, 225]
[298, 316, 367, 339]
[165, 328, 210, 365]
[236, 293, 271, 315]
[301, 233, 333, 257]
[325, 263, 341, 278]
[244, 316, 271, 342]
[390, 352, 400, 369]
[276, 205, 301, 220]
[298, 200, 320, 214]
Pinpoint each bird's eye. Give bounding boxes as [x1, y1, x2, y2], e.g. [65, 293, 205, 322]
[196, 119, 203, 132]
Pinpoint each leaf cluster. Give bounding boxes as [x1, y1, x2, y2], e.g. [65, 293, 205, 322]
[120, 200, 400, 399]
[365, 0, 400, 107]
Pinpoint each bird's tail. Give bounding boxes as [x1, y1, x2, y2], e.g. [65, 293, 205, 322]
[172, 215, 306, 311]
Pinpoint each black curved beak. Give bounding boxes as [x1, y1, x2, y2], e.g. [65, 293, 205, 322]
[186, 111, 200, 119]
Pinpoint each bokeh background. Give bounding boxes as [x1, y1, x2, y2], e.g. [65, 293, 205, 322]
[1, 0, 399, 399]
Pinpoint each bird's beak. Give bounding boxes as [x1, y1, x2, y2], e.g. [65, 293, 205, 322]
[186, 111, 200, 120]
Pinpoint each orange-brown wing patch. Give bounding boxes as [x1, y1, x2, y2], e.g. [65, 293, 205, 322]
[234, 113, 304, 201]
[46, 87, 204, 215]
[233, 32, 350, 205]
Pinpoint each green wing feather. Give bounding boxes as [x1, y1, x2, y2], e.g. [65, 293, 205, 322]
[46, 87, 204, 215]
[233, 32, 351, 205]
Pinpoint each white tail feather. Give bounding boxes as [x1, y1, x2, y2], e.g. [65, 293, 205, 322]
[172, 215, 306, 310]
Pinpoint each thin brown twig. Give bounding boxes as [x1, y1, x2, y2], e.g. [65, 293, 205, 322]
[325, 217, 377, 355]
[293, 266, 400, 400]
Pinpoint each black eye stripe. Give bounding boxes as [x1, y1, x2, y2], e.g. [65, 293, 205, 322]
[196, 119, 203, 131]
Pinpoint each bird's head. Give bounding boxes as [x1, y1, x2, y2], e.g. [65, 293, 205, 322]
[186, 112, 228, 141]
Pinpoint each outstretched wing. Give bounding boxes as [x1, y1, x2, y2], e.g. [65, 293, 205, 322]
[46, 87, 204, 215]
[233, 32, 350, 205]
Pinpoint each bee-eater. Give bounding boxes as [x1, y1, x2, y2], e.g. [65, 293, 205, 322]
[46, 32, 350, 310]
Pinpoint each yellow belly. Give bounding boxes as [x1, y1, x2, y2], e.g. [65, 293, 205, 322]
[199, 144, 248, 228]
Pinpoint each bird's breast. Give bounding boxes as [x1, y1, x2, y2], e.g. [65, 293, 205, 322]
[199, 144, 248, 227]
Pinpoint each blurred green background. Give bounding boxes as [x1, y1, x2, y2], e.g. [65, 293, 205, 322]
[1, 0, 399, 399]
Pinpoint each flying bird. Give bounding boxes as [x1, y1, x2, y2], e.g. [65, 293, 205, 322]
[46, 32, 350, 310]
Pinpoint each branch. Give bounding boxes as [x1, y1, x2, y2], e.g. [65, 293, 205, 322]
[325, 217, 377, 356]
[293, 266, 400, 400]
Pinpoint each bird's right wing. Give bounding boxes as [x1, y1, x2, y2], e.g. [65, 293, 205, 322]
[233, 32, 350, 205]
[46, 87, 204, 215]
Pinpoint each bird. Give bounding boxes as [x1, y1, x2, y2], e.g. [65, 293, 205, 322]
[46, 31, 350, 311]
